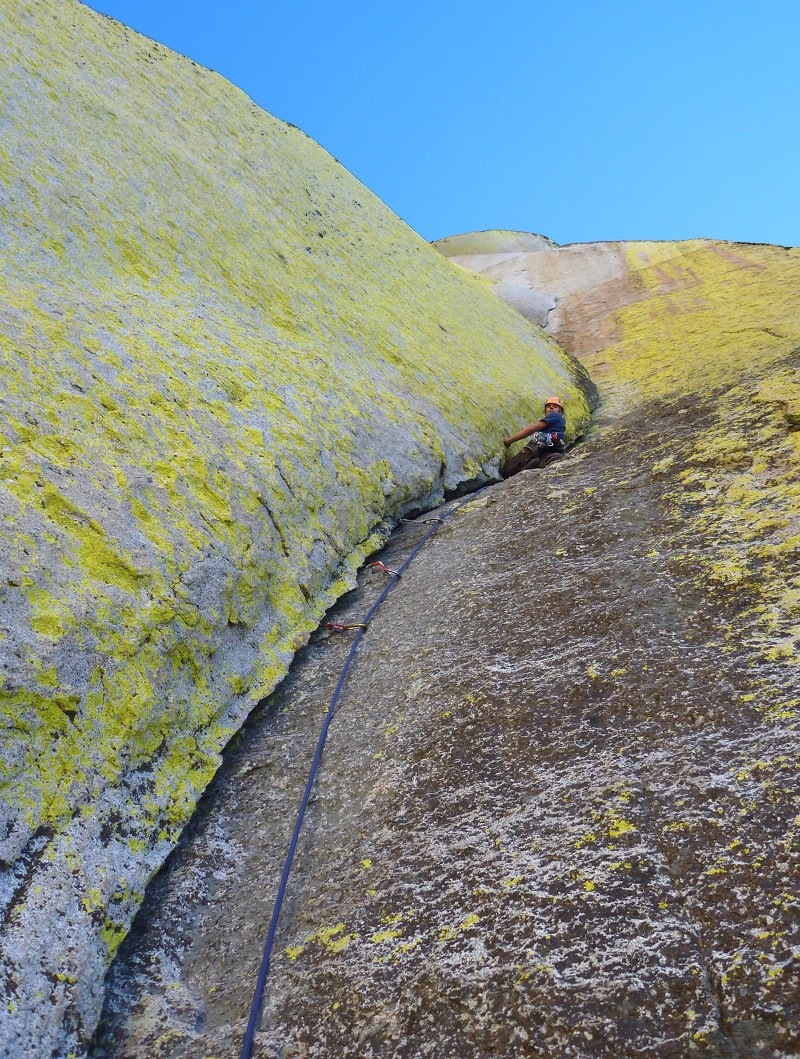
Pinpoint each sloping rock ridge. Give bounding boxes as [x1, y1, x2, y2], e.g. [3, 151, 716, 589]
[91, 236, 800, 1057]
[0, 7, 595, 1054]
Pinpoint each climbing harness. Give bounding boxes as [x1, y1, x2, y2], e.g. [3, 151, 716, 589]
[239, 483, 492, 1059]
[528, 429, 560, 448]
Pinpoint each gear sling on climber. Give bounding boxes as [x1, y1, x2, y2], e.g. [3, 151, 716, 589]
[501, 396, 566, 478]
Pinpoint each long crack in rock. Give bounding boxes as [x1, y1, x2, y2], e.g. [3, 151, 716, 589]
[94, 412, 800, 1058]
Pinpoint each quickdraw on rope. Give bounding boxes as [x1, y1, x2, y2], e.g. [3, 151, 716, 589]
[239, 482, 492, 1059]
[323, 621, 369, 634]
[369, 560, 402, 578]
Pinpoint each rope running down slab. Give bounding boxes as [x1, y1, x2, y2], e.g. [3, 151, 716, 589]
[239, 484, 491, 1059]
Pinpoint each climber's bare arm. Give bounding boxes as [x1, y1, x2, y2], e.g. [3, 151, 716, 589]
[503, 420, 547, 446]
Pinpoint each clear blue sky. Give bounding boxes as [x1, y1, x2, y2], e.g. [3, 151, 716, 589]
[86, 0, 800, 247]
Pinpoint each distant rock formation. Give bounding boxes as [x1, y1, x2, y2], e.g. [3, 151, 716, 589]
[433, 230, 562, 327]
[0, 7, 594, 1056]
[434, 230, 558, 255]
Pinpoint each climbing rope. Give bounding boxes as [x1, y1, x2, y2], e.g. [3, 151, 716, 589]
[239, 484, 491, 1059]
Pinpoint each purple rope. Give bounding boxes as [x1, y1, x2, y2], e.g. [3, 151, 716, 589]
[240, 485, 491, 1058]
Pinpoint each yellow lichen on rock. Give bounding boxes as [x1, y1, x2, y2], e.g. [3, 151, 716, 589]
[438, 233, 800, 681]
[602, 241, 800, 676]
[0, 3, 594, 1053]
[600, 240, 800, 401]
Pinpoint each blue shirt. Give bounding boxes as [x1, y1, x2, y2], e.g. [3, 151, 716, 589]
[542, 410, 566, 440]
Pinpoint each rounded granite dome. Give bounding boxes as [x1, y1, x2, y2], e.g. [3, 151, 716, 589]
[433, 229, 558, 256]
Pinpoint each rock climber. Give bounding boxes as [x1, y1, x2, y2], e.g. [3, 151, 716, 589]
[501, 396, 567, 478]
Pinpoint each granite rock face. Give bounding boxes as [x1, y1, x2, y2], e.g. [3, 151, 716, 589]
[0, 10, 594, 1056]
[93, 236, 800, 1057]
[435, 233, 800, 672]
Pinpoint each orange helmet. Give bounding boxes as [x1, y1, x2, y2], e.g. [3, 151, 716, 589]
[544, 396, 564, 412]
